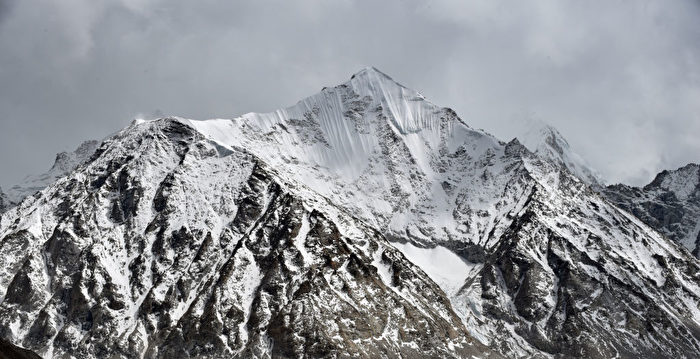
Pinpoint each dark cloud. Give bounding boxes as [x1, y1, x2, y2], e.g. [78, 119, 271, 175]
[0, 0, 698, 187]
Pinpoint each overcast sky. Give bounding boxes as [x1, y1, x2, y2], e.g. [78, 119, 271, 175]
[1, 0, 699, 188]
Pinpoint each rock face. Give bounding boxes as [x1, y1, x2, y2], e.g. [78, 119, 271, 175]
[0, 337, 41, 359]
[0, 187, 8, 213]
[4, 140, 100, 207]
[464, 157, 700, 358]
[0, 67, 698, 358]
[604, 163, 700, 257]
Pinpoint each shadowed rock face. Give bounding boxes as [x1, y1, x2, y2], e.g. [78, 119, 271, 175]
[604, 163, 700, 257]
[0, 338, 41, 359]
[0, 119, 499, 358]
[0, 188, 8, 213]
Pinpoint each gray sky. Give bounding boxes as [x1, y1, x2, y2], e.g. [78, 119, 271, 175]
[1, 0, 699, 188]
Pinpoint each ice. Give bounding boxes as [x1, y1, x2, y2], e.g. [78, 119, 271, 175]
[391, 242, 474, 298]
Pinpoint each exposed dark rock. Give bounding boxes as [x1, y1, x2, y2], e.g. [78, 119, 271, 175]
[0, 338, 41, 359]
[604, 163, 700, 257]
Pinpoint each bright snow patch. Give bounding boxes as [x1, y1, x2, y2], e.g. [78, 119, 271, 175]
[391, 242, 472, 297]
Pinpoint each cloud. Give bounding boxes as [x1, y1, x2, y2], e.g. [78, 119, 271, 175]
[0, 0, 698, 187]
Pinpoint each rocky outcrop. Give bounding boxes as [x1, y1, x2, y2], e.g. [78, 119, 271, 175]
[604, 163, 700, 256]
[0, 187, 8, 213]
[469, 178, 700, 358]
[0, 338, 41, 359]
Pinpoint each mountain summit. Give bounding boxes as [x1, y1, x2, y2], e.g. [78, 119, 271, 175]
[518, 123, 604, 186]
[0, 68, 698, 358]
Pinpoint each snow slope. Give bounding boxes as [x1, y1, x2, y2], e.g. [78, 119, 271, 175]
[187, 67, 530, 252]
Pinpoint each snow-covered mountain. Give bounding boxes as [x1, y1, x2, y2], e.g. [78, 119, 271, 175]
[3, 140, 100, 208]
[0, 118, 497, 358]
[604, 163, 700, 257]
[518, 124, 604, 187]
[0, 67, 698, 358]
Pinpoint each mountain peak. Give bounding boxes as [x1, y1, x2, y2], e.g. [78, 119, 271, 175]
[645, 162, 700, 199]
[605, 161, 700, 255]
[193, 67, 489, 182]
[49, 140, 100, 173]
[350, 66, 387, 78]
[519, 123, 569, 154]
[5, 139, 101, 205]
[518, 122, 604, 185]
[344, 67, 427, 104]
[349, 66, 399, 85]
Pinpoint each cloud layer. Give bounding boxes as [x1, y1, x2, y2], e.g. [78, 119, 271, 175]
[0, 0, 698, 187]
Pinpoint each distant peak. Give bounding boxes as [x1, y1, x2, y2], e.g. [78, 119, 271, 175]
[678, 163, 700, 171]
[646, 162, 700, 192]
[538, 124, 570, 146]
[49, 140, 100, 173]
[641, 166, 700, 205]
[519, 122, 570, 154]
[518, 122, 604, 185]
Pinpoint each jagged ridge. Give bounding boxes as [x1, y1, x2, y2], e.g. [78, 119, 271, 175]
[604, 163, 700, 257]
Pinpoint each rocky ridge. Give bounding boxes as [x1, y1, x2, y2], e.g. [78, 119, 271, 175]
[0, 188, 8, 214]
[604, 163, 700, 257]
[518, 124, 603, 187]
